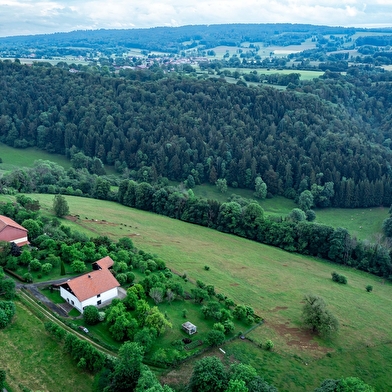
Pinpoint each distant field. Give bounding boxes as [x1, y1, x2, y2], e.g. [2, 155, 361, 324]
[0, 143, 71, 170]
[17, 193, 392, 391]
[0, 301, 93, 392]
[192, 183, 385, 240]
[0, 57, 90, 65]
[0, 143, 117, 175]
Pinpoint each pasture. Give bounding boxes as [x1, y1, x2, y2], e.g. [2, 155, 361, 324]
[192, 183, 386, 240]
[19, 193, 392, 391]
[0, 143, 117, 175]
[0, 301, 93, 392]
[0, 143, 71, 170]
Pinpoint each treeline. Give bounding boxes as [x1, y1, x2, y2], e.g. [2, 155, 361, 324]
[0, 24, 363, 56]
[2, 61, 392, 207]
[117, 180, 392, 281]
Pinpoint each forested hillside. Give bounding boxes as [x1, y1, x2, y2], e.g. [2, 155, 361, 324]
[1, 60, 392, 207]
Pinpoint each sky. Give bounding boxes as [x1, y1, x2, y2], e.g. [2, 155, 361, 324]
[0, 0, 391, 37]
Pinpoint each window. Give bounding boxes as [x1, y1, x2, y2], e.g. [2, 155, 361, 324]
[97, 294, 101, 298]
[97, 300, 101, 305]
[71, 300, 74, 305]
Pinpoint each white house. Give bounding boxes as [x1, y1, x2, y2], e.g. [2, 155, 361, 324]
[59, 256, 120, 313]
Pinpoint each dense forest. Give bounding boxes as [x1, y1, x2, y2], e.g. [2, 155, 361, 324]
[1, 61, 392, 208]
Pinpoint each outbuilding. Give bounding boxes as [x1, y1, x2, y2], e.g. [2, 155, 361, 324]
[182, 321, 197, 335]
[0, 215, 29, 247]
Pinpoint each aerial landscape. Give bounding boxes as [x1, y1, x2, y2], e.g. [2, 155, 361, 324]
[1, 1, 392, 392]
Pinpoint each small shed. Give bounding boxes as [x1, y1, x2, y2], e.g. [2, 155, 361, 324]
[182, 321, 197, 335]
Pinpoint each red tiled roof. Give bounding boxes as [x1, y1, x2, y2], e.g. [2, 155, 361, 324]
[63, 257, 120, 302]
[0, 215, 28, 233]
[95, 256, 114, 269]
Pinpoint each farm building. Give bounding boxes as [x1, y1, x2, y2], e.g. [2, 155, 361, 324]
[59, 256, 120, 313]
[0, 215, 29, 247]
[182, 321, 197, 335]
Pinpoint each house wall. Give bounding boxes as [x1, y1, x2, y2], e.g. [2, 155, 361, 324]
[13, 236, 29, 245]
[60, 286, 118, 313]
[0, 227, 27, 243]
[60, 287, 83, 313]
[80, 287, 118, 309]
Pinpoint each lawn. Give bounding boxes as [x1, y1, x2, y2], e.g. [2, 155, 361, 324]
[16, 193, 392, 391]
[0, 301, 93, 392]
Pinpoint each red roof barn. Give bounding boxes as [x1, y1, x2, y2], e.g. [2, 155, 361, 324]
[0, 215, 29, 246]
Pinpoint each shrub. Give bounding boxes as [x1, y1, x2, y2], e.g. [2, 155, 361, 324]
[213, 322, 225, 333]
[265, 339, 274, 351]
[83, 305, 100, 325]
[41, 263, 53, 275]
[206, 330, 225, 347]
[29, 259, 42, 271]
[204, 265, 210, 271]
[23, 273, 33, 283]
[182, 309, 188, 318]
[331, 271, 347, 284]
[366, 285, 373, 292]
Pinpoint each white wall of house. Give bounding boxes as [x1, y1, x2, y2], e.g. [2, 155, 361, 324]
[60, 286, 118, 313]
[13, 236, 28, 245]
[60, 287, 83, 313]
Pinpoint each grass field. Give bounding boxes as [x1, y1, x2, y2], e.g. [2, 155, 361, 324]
[0, 301, 93, 392]
[0, 143, 72, 170]
[192, 183, 386, 240]
[0, 143, 117, 175]
[17, 193, 392, 391]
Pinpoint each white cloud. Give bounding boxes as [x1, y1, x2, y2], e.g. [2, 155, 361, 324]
[0, 0, 391, 37]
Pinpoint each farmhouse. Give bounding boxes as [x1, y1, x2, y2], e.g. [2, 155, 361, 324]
[182, 321, 197, 335]
[59, 256, 120, 313]
[0, 215, 29, 246]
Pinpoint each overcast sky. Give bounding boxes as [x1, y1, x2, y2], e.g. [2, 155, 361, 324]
[0, 0, 391, 37]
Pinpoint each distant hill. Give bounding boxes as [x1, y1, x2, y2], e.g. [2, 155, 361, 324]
[1, 23, 391, 56]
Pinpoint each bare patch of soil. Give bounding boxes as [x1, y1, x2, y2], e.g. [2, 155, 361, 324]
[230, 283, 240, 286]
[268, 321, 331, 353]
[270, 306, 288, 312]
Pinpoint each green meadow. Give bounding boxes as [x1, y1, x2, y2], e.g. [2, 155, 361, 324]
[0, 143, 117, 175]
[192, 183, 386, 240]
[0, 301, 93, 392]
[0, 143, 72, 170]
[15, 193, 392, 391]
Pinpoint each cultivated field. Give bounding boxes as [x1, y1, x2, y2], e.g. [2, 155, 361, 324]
[18, 193, 392, 391]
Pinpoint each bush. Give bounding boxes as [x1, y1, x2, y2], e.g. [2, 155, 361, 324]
[83, 305, 100, 325]
[23, 273, 33, 283]
[366, 285, 373, 292]
[204, 265, 210, 271]
[331, 271, 347, 284]
[265, 339, 274, 351]
[41, 263, 53, 275]
[206, 330, 225, 347]
[29, 259, 42, 271]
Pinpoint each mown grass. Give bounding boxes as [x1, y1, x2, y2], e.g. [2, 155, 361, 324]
[0, 300, 93, 392]
[192, 183, 386, 240]
[18, 194, 392, 391]
[0, 142, 117, 175]
[0, 143, 71, 170]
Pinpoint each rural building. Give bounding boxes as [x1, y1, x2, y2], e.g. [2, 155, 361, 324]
[182, 321, 197, 335]
[59, 256, 120, 313]
[0, 215, 29, 247]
